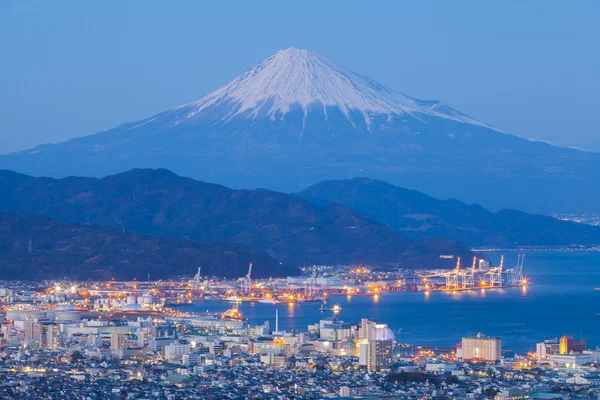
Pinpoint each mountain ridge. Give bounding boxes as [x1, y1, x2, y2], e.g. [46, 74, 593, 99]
[0, 211, 297, 280]
[0, 168, 474, 268]
[297, 177, 600, 247]
[1, 48, 598, 214]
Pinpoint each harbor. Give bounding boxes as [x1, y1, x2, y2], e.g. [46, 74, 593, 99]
[179, 254, 529, 305]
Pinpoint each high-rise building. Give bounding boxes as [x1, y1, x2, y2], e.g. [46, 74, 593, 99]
[461, 333, 501, 362]
[319, 317, 353, 341]
[358, 319, 395, 341]
[358, 318, 375, 340]
[44, 323, 60, 350]
[357, 319, 395, 371]
[151, 324, 177, 339]
[249, 338, 292, 356]
[36, 322, 60, 350]
[24, 321, 59, 350]
[559, 335, 586, 354]
[111, 333, 128, 350]
[535, 339, 560, 359]
[164, 342, 191, 362]
[366, 339, 393, 371]
[24, 321, 35, 341]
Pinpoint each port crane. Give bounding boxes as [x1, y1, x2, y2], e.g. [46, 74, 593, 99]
[304, 265, 317, 297]
[240, 262, 253, 293]
[191, 267, 203, 291]
[446, 257, 461, 290]
[487, 255, 504, 287]
[463, 256, 477, 289]
[505, 254, 525, 285]
[410, 254, 526, 291]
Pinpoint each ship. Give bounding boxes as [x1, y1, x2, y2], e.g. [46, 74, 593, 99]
[258, 298, 279, 304]
[301, 296, 323, 303]
[330, 304, 342, 312]
[319, 304, 327, 312]
[221, 306, 243, 321]
[164, 299, 190, 307]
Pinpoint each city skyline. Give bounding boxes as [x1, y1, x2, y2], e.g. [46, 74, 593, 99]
[0, 2, 599, 398]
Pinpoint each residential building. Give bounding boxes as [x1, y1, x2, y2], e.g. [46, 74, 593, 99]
[559, 335, 586, 354]
[461, 333, 502, 362]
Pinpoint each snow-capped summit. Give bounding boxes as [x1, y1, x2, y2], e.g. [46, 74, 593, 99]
[171, 47, 491, 131]
[3, 47, 594, 215]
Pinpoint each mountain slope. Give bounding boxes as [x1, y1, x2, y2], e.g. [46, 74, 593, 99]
[0, 211, 296, 280]
[2, 48, 597, 214]
[174, 48, 491, 130]
[297, 178, 600, 247]
[0, 169, 473, 268]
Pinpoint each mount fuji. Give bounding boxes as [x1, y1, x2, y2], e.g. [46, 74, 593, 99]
[171, 48, 491, 133]
[2, 48, 599, 214]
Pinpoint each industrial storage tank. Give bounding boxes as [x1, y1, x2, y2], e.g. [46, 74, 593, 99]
[138, 296, 153, 305]
[6, 310, 46, 321]
[52, 310, 82, 322]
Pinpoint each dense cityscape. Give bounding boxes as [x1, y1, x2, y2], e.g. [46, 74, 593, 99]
[0, 264, 596, 400]
[2, 2, 599, 399]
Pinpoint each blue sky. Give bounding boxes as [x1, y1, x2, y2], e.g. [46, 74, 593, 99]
[1, 0, 599, 153]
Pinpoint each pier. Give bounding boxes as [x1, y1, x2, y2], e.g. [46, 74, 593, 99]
[404, 255, 527, 292]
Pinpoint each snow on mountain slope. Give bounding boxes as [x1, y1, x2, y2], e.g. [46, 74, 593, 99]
[172, 48, 494, 130]
[3, 47, 599, 215]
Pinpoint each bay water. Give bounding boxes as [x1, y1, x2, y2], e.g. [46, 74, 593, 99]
[180, 251, 600, 353]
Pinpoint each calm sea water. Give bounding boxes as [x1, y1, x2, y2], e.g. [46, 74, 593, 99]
[179, 252, 600, 353]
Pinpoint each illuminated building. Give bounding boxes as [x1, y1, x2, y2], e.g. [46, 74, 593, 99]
[149, 337, 176, 352]
[319, 317, 353, 341]
[111, 333, 127, 350]
[339, 385, 369, 397]
[260, 353, 286, 366]
[426, 363, 457, 374]
[358, 319, 395, 341]
[39, 322, 59, 350]
[164, 342, 192, 362]
[25, 321, 60, 350]
[250, 339, 292, 356]
[151, 324, 177, 338]
[461, 333, 501, 362]
[359, 338, 393, 371]
[549, 353, 593, 366]
[357, 319, 395, 371]
[113, 347, 146, 360]
[559, 335, 586, 354]
[24, 321, 35, 341]
[182, 352, 215, 366]
[535, 339, 560, 359]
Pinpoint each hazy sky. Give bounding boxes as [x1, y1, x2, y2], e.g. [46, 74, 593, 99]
[1, 1, 599, 153]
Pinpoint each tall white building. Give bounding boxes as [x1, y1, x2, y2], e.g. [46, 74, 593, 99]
[319, 318, 353, 341]
[164, 342, 191, 362]
[461, 333, 501, 362]
[368, 339, 393, 371]
[24, 321, 60, 350]
[358, 318, 395, 341]
[536, 339, 560, 359]
[357, 319, 395, 371]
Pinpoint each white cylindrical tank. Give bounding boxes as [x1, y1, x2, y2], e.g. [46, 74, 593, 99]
[53, 311, 82, 322]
